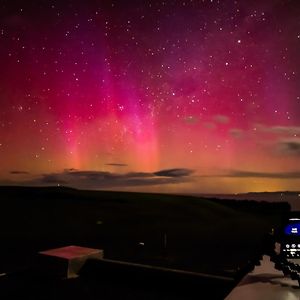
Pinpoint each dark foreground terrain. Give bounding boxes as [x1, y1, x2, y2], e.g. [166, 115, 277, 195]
[0, 186, 290, 299]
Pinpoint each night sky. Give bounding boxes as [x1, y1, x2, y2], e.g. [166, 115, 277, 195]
[1, 0, 300, 193]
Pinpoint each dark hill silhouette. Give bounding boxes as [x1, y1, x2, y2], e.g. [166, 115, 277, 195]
[0, 186, 291, 299]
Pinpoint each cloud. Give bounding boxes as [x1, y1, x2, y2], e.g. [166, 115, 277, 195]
[9, 168, 195, 189]
[154, 168, 194, 177]
[203, 122, 216, 130]
[41, 174, 68, 184]
[183, 116, 198, 124]
[222, 169, 300, 179]
[229, 128, 244, 139]
[213, 115, 230, 124]
[257, 124, 300, 135]
[10, 171, 29, 175]
[203, 115, 230, 130]
[105, 163, 128, 167]
[247, 125, 300, 157]
[277, 139, 300, 155]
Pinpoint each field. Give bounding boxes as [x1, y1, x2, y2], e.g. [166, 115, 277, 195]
[0, 186, 290, 299]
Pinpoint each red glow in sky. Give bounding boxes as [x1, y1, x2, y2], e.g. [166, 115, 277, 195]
[1, 0, 300, 193]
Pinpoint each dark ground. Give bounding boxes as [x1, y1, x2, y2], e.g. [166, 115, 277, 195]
[0, 186, 291, 299]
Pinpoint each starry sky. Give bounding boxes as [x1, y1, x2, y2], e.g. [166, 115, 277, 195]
[0, 0, 300, 194]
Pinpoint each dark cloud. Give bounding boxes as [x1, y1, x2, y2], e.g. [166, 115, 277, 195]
[9, 168, 194, 189]
[105, 163, 128, 167]
[125, 172, 154, 178]
[10, 171, 29, 175]
[154, 168, 194, 177]
[228, 128, 244, 139]
[223, 170, 300, 179]
[213, 115, 230, 124]
[183, 116, 198, 124]
[252, 125, 300, 156]
[40, 174, 68, 184]
[256, 124, 300, 136]
[203, 122, 216, 130]
[277, 139, 300, 155]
